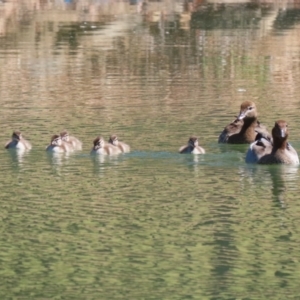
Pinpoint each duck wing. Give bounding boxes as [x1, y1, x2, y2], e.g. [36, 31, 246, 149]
[254, 120, 272, 142]
[218, 118, 243, 143]
[179, 145, 190, 154]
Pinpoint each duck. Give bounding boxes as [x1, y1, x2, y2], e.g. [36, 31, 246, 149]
[108, 135, 130, 153]
[246, 120, 299, 165]
[179, 136, 205, 154]
[60, 131, 82, 151]
[245, 132, 273, 163]
[218, 101, 271, 144]
[91, 136, 122, 155]
[46, 135, 71, 153]
[5, 131, 32, 150]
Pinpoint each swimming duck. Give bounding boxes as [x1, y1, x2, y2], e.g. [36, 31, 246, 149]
[218, 101, 271, 144]
[257, 120, 299, 165]
[60, 131, 82, 151]
[108, 135, 130, 153]
[46, 135, 71, 153]
[5, 131, 32, 150]
[91, 136, 122, 155]
[179, 136, 205, 154]
[245, 132, 273, 163]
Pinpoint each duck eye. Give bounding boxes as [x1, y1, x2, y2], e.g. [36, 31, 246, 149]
[248, 106, 253, 110]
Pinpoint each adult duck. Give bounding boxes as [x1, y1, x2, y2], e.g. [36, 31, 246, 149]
[218, 101, 271, 144]
[256, 120, 299, 165]
[179, 136, 205, 154]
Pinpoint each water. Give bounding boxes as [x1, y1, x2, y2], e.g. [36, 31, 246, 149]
[1, 0, 300, 299]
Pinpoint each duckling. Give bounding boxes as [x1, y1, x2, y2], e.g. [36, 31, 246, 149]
[91, 136, 122, 155]
[5, 131, 32, 150]
[60, 131, 82, 151]
[46, 135, 71, 153]
[257, 120, 299, 165]
[179, 136, 205, 154]
[108, 135, 130, 153]
[245, 132, 273, 163]
[218, 101, 271, 144]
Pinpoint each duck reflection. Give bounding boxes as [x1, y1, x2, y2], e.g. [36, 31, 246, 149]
[47, 151, 69, 165]
[240, 164, 298, 208]
[179, 150, 205, 175]
[6, 148, 30, 169]
[91, 152, 121, 177]
[269, 165, 298, 208]
[46, 151, 71, 175]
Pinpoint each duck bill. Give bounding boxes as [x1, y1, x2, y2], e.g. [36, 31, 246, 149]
[237, 111, 246, 120]
[280, 129, 286, 138]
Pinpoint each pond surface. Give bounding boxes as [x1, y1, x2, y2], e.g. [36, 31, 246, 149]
[1, 0, 300, 299]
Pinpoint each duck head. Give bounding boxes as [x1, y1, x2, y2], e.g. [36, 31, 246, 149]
[272, 120, 288, 141]
[60, 131, 70, 142]
[109, 135, 118, 146]
[237, 101, 257, 120]
[12, 131, 21, 141]
[51, 135, 62, 146]
[93, 136, 104, 150]
[188, 136, 199, 147]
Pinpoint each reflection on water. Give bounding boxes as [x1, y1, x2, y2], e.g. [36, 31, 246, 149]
[241, 163, 299, 208]
[6, 148, 31, 169]
[91, 151, 123, 176]
[1, 0, 300, 299]
[46, 151, 70, 173]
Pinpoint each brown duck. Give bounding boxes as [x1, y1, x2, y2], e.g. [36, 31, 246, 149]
[218, 101, 271, 144]
[257, 120, 299, 165]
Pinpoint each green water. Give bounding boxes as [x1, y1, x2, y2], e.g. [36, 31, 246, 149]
[1, 1, 300, 299]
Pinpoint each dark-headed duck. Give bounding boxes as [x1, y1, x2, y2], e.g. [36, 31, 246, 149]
[179, 136, 205, 154]
[257, 120, 299, 165]
[218, 101, 271, 144]
[5, 131, 32, 150]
